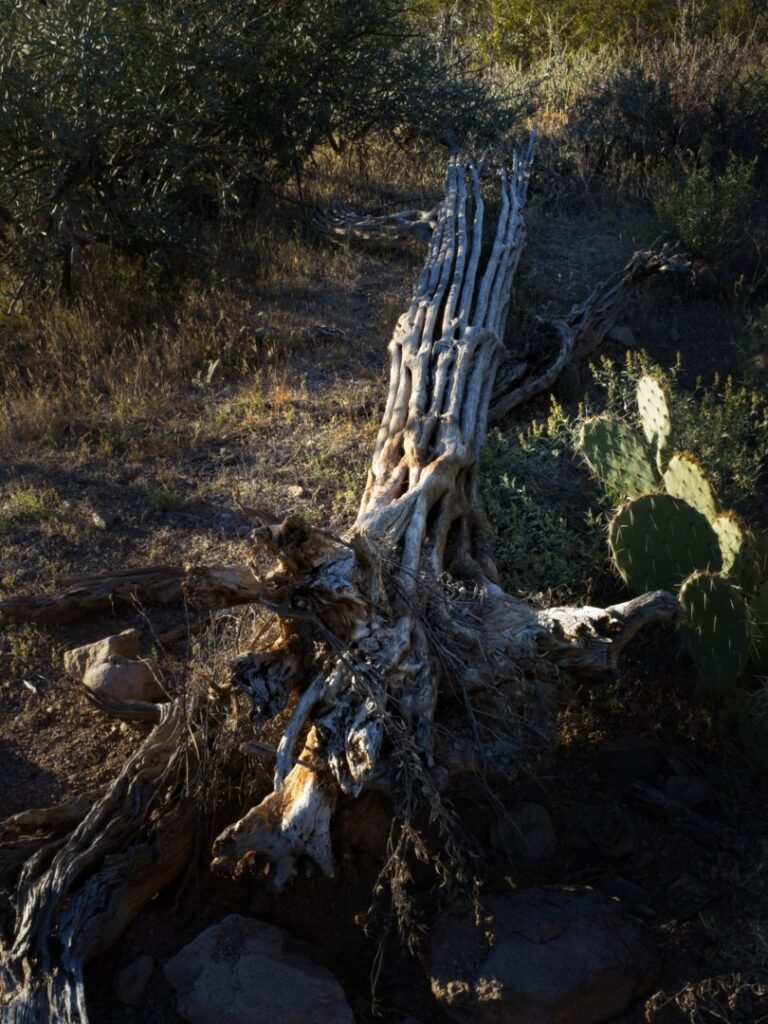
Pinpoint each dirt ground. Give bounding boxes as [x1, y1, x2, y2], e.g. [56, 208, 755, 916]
[1, 200, 767, 1022]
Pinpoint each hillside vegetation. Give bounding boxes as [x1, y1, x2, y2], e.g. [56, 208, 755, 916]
[1, 3, 767, 1023]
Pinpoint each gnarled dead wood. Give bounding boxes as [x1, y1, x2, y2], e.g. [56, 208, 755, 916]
[0, 703, 202, 1023]
[489, 244, 691, 423]
[211, 141, 680, 887]
[0, 564, 261, 626]
[311, 199, 439, 247]
[1, 141, 684, 1023]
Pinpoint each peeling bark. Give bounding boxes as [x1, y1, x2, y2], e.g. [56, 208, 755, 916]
[311, 199, 439, 247]
[0, 564, 261, 626]
[0, 141, 684, 1022]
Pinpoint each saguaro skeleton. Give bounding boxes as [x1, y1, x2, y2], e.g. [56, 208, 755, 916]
[0, 142, 680, 1022]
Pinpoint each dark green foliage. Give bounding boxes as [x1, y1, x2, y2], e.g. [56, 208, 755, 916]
[679, 571, 752, 692]
[737, 687, 768, 768]
[0, 0, 511, 292]
[482, 411, 609, 604]
[609, 493, 722, 594]
[652, 153, 766, 266]
[749, 581, 768, 675]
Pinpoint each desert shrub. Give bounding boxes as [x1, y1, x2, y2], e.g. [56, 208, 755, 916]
[589, 353, 768, 525]
[416, 0, 768, 63]
[0, 0, 513, 295]
[483, 403, 610, 604]
[652, 153, 761, 263]
[568, 62, 676, 176]
[513, 31, 768, 200]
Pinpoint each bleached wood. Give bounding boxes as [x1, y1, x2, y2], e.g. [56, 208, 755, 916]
[1, 141, 684, 1024]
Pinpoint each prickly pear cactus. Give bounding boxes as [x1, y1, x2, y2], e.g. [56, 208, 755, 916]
[749, 580, 768, 675]
[636, 374, 671, 467]
[663, 452, 718, 520]
[679, 571, 751, 692]
[609, 493, 722, 594]
[712, 512, 755, 586]
[580, 416, 659, 499]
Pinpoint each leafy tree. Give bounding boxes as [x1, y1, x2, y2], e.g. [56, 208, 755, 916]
[0, 0, 510, 295]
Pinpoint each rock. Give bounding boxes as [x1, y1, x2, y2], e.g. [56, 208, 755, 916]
[607, 325, 636, 348]
[597, 735, 665, 782]
[114, 955, 153, 1005]
[430, 888, 660, 1024]
[490, 802, 557, 863]
[664, 775, 712, 807]
[64, 629, 140, 679]
[165, 915, 354, 1024]
[64, 629, 165, 703]
[581, 803, 637, 858]
[594, 876, 657, 918]
[84, 657, 165, 703]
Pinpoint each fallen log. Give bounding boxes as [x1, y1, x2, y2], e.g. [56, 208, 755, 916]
[0, 140, 682, 1022]
[0, 564, 261, 626]
[311, 199, 439, 247]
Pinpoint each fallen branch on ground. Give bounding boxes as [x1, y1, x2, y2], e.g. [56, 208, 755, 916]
[0, 140, 683, 1022]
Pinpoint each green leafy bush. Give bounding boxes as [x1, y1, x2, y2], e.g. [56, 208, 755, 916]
[589, 353, 768, 525]
[652, 153, 761, 263]
[0, 0, 512, 294]
[483, 404, 609, 604]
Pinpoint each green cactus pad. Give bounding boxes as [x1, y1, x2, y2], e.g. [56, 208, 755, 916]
[636, 374, 671, 461]
[749, 580, 768, 675]
[609, 493, 722, 593]
[752, 532, 768, 581]
[663, 452, 718, 520]
[580, 416, 658, 498]
[680, 571, 751, 692]
[712, 512, 754, 584]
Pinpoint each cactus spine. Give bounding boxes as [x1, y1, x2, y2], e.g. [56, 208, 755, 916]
[609, 493, 722, 594]
[636, 374, 671, 470]
[580, 415, 659, 499]
[679, 571, 752, 692]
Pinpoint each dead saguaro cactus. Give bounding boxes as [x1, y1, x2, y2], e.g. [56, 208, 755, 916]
[211, 142, 679, 882]
[0, 140, 681, 1024]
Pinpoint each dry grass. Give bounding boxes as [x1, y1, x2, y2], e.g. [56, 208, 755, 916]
[0, 140, 434, 452]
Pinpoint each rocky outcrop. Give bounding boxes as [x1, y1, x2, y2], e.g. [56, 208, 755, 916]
[64, 629, 165, 703]
[165, 915, 354, 1024]
[430, 887, 659, 1024]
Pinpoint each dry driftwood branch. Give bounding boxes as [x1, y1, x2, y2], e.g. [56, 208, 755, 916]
[1, 141, 684, 1022]
[210, 141, 679, 885]
[0, 564, 261, 626]
[489, 244, 691, 422]
[311, 199, 439, 247]
[0, 702, 200, 1023]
